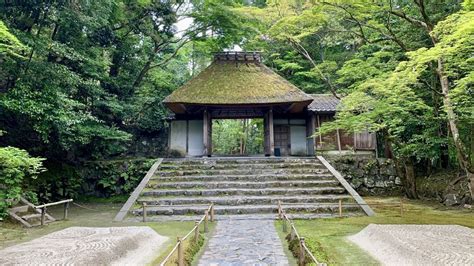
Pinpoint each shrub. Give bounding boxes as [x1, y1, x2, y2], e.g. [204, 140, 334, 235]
[0, 147, 45, 217]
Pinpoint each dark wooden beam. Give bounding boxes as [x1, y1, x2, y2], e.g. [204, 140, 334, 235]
[203, 110, 212, 157]
[269, 109, 274, 156]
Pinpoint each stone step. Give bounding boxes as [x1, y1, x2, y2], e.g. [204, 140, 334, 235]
[162, 158, 320, 165]
[137, 194, 352, 206]
[158, 162, 324, 171]
[125, 212, 363, 222]
[157, 168, 329, 177]
[21, 213, 42, 220]
[146, 180, 341, 189]
[10, 205, 29, 213]
[141, 187, 345, 197]
[132, 203, 362, 216]
[151, 173, 335, 182]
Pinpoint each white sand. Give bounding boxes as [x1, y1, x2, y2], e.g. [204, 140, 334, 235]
[0, 226, 168, 265]
[348, 224, 474, 266]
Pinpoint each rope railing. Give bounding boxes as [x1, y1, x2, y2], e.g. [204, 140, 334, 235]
[278, 198, 405, 217]
[277, 198, 406, 265]
[159, 203, 215, 266]
[278, 201, 326, 266]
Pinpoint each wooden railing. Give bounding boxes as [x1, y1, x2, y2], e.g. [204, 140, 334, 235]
[279, 198, 405, 218]
[160, 203, 215, 266]
[34, 199, 73, 225]
[277, 201, 326, 266]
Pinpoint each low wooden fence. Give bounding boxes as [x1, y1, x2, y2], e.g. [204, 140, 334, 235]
[34, 199, 73, 225]
[277, 201, 326, 266]
[159, 203, 215, 266]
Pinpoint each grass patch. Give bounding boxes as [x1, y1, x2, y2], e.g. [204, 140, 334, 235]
[275, 197, 474, 265]
[150, 222, 216, 265]
[77, 195, 129, 204]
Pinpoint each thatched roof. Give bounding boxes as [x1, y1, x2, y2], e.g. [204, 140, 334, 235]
[164, 52, 313, 113]
[308, 94, 340, 113]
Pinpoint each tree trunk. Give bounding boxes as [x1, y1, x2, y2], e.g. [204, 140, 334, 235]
[437, 58, 474, 197]
[404, 158, 417, 199]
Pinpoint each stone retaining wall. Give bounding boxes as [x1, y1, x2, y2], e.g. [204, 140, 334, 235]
[325, 155, 402, 196]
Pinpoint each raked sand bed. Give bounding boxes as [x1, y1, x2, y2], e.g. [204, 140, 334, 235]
[0, 226, 167, 265]
[349, 224, 474, 266]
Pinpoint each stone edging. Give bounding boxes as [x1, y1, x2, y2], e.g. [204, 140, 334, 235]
[113, 158, 163, 222]
[317, 156, 375, 216]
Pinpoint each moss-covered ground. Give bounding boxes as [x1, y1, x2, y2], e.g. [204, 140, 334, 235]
[275, 196, 474, 266]
[0, 201, 215, 265]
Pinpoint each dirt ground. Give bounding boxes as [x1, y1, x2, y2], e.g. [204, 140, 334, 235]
[349, 224, 474, 266]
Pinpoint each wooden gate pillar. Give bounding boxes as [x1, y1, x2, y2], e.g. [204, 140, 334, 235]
[306, 113, 316, 156]
[264, 109, 274, 156]
[203, 110, 212, 157]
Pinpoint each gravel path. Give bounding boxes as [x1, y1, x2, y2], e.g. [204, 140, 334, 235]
[0, 226, 167, 265]
[198, 219, 289, 265]
[349, 224, 474, 266]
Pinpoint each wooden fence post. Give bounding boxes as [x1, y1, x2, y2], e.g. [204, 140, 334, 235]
[210, 204, 215, 222]
[177, 237, 184, 266]
[204, 210, 209, 233]
[299, 237, 306, 266]
[194, 221, 199, 244]
[142, 202, 147, 222]
[400, 198, 404, 217]
[278, 200, 282, 219]
[338, 199, 342, 218]
[63, 202, 69, 220]
[40, 207, 46, 226]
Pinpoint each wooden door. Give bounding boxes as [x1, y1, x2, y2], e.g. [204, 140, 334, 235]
[274, 125, 290, 156]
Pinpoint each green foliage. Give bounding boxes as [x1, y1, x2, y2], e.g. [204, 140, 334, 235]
[0, 1, 253, 202]
[82, 159, 155, 196]
[0, 20, 26, 58]
[212, 119, 264, 155]
[0, 147, 45, 217]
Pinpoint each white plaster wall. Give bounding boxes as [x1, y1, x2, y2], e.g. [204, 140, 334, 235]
[290, 125, 307, 155]
[170, 120, 187, 155]
[289, 119, 305, 125]
[274, 119, 288, 125]
[188, 120, 204, 156]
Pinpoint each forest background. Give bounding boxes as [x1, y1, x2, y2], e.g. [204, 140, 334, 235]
[0, 0, 472, 215]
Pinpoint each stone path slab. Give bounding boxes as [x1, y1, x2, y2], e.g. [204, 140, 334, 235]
[198, 219, 289, 265]
[349, 224, 474, 266]
[0, 226, 167, 265]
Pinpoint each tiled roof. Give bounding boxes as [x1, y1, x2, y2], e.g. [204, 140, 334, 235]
[308, 94, 340, 112]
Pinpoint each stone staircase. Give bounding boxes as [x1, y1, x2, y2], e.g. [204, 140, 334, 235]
[129, 157, 365, 220]
[7, 197, 55, 227]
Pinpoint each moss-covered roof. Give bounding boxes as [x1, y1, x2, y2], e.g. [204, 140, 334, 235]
[164, 60, 313, 106]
